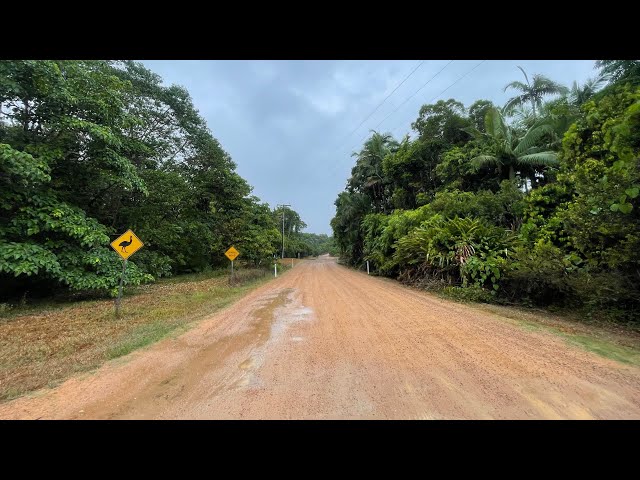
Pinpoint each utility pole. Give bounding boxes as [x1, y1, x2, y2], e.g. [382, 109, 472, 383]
[277, 203, 290, 260]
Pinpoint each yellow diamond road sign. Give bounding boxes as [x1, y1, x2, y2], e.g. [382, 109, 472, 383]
[111, 229, 144, 260]
[225, 246, 239, 261]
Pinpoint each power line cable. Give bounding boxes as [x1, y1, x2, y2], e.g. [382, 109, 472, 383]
[334, 60, 426, 147]
[325, 60, 456, 179]
[389, 60, 487, 137]
[326, 60, 487, 181]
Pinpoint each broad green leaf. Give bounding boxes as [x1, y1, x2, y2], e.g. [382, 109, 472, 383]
[625, 187, 639, 199]
[618, 203, 633, 214]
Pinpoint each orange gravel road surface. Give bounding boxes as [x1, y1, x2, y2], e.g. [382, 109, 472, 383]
[2, 255, 639, 419]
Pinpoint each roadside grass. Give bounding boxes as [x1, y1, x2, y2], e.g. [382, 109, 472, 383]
[0, 268, 273, 402]
[469, 302, 640, 367]
[564, 334, 640, 365]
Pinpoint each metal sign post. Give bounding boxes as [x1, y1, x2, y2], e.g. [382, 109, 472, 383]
[277, 203, 290, 260]
[110, 229, 144, 318]
[115, 259, 127, 317]
[225, 246, 240, 284]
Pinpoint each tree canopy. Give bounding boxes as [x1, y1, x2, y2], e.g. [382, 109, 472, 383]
[0, 60, 328, 300]
[332, 61, 640, 323]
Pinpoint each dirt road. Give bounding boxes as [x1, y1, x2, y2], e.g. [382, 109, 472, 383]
[2, 255, 640, 419]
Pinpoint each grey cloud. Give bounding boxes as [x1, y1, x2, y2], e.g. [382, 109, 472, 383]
[142, 60, 597, 234]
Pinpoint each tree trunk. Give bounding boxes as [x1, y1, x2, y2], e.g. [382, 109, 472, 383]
[531, 98, 536, 118]
[509, 165, 515, 181]
[22, 97, 30, 133]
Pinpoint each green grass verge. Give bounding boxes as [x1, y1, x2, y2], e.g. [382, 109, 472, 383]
[476, 306, 640, 367]
[0, 268, 273, 402]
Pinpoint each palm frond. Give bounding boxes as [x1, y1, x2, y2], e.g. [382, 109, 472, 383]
[514, 123, 554, 155]
[588, 74, 608, 91]
[570, 80, 579, 95]
[462, 125, 483, 141]
[535, 82, 569, 97]
[485, 107, 506, 138]
[503, 80, 529, 93]
[471, 155, 500, 170]
[517, 66, 530, 87]
[516, 151, 558, 167]
[510, 105, 536, 129]
[570, 75, 608, 105]
[503, 96, 525, 115]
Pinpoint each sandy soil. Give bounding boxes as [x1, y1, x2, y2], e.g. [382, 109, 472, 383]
[2, 255, 640, 419]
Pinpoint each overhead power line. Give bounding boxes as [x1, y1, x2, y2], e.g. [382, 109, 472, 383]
[325, 60, 488, 181]
[390, 60, 487, 136]
[325, 61, 455, 178]
[335, 60, 426, 147]
[368, 60, 454, 134]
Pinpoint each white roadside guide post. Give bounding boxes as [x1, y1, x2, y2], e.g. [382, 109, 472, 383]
[367, 260, 370, 274]
[274, 260, 278, 277]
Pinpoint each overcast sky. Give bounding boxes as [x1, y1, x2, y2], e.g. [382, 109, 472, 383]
[141, 60, 598, 234]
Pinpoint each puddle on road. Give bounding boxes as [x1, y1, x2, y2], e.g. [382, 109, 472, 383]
[270, 292, 314, 341]
[238, 358, 254, 370]
[233, 289, 314, 389]
[105, 287, 314, 418]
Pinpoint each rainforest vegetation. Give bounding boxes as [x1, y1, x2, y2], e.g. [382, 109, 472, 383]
[331, 60, 640, 323]
[0, 60, 329, 301]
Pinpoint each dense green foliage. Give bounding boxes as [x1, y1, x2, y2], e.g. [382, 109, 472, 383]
[0, 60, 328, 299]
[332, 62, 640, 323]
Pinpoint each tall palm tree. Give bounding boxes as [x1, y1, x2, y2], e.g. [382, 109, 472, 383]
[568, 75, 607, 106]
[534, 74, 607, 151]
[465, 107, 558, 187]
[348, 131, 398, 212]
[504, 67, 569, 117]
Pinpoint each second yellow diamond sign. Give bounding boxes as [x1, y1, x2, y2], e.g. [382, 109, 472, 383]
[111, 229, 144, 260]
[225, 246, 239, 261]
